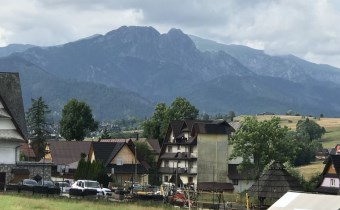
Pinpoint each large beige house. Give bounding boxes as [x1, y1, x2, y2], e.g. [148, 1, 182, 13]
[158, 120, 238, 191]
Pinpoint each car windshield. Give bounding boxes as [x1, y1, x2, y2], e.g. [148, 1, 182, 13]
[40, 181, 54, 186]
[85, 181, 100, 188]
[59, 182, 70, 187]
[23, 180, 37, 185]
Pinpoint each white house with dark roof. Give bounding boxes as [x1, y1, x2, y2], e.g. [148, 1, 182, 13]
[0, 72, 28, 185]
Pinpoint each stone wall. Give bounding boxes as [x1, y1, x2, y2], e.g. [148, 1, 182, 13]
[0, 162, 52, 184]
[0, 164, 15, 184]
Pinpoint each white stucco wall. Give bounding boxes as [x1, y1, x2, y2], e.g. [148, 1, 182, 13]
[0, 101, 22, 164]
[0, 141, 19, 164]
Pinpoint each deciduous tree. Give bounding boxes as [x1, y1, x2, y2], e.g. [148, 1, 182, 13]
[143, 97, 198, 143]
[60, 99, 98, 141]
[229, 116, 298, 175]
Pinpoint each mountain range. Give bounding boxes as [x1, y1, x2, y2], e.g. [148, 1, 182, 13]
[1, 26, 340, 120]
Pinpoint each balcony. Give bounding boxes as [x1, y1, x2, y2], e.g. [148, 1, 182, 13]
[187, 167, 197, 174]
[190, 152, 197, 158]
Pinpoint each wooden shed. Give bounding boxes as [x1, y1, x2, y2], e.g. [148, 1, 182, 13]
[248, 161, 304, 206]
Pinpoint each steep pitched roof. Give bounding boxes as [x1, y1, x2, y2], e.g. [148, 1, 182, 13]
[191, 120, 235, 135]
[47, 140, 91, 166]
[0, 72, 27, 141]
[146, 139, 161, 153]
[248, 161, 303, 199]
[91, 142, 122, 165]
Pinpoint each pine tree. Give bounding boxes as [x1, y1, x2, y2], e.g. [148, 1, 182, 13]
[26, 97, 50, 160]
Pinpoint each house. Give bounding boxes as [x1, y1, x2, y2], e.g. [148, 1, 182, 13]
[43, 140, 92, 178]
[88, 141, 150, 186]
[315, 144, 340, 194]
[99, 138, 161, 162]
[158, 120, 237, 191]
[0, 73, 28, 185]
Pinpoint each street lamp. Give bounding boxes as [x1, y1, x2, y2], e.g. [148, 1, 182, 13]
[60, 169, 64, 194]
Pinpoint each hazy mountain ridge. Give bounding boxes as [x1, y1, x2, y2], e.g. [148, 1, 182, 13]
[0, 44, 35, 57]
[0, 55, 153, 120]
[190, 35, 340, 85]
[1, 26, 340, 119]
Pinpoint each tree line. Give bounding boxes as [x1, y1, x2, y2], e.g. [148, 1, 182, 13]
[26, 95, 326, 175]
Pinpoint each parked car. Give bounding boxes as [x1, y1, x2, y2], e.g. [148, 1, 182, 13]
[38, 180, 55, 187]
[55, 181, 71, 193]
[36, 180, 60, 195]
[70, 180, 111, 197]
[18, 179, 38, 191]
[20, 179, 38, 187]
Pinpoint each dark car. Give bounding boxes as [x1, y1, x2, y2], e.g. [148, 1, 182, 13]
[21, 179, 38, 187]
[18, 179, 38, 192]
[38, 180, 55, 187]
[36, 180, 60, 195]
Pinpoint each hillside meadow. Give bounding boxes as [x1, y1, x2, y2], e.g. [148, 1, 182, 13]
[235, 115, 340, 180]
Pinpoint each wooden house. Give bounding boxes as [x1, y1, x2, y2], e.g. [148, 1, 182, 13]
[88, 141, 150, 186]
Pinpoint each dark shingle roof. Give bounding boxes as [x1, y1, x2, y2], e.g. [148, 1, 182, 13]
[104, 142, 125, 166]
[48, 140, 91, 165]
[192, 120, 235, 135]
[92, 142, 121, 164]
[248, 161, 303, 199]
[146, 139, 161, 153]
[0, 72, 27, 140]
[330, 154, 340, 174]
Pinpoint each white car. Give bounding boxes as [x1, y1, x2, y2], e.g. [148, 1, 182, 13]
[56, 181, 71, 193]
[71, 180, 111, 197]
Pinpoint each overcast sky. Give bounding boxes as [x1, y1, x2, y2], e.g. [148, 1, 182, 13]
[1, 0, 340, 68]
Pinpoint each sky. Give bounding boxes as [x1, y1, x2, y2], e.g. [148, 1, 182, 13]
[1, 0, 340, 68]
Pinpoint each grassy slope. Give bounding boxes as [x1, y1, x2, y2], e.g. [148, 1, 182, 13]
[235, 115, 340, 180]
[0, 194, 171, 210]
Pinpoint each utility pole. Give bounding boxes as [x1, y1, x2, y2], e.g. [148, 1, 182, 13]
[134, 145, 137, 184]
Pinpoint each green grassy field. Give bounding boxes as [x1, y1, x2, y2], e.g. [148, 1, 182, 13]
[0, 194, 172, 210]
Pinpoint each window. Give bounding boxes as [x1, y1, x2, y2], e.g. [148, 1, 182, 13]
[164, 160, 169, 167]
[168, 146, 172, 153]
[330, 178, 337, 187]
[177, 145, 181, 150]
[232, 179, 239, 185]
[164, 176, 169, 182]
[188, 177, 193, 183]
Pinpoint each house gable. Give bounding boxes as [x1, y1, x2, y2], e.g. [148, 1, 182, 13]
[0, 73, 28, 141]
[111, 144, 140, 165]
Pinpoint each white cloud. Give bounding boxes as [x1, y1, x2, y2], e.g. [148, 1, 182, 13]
[0, 0, 340, 67]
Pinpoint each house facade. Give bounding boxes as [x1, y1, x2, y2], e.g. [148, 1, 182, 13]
[0, 73, 28, 185]
[158, 120, 236, 190]
[316, 144, 340, 194]
[88, 141, 150, 186]
[43, 140, 92, 178]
